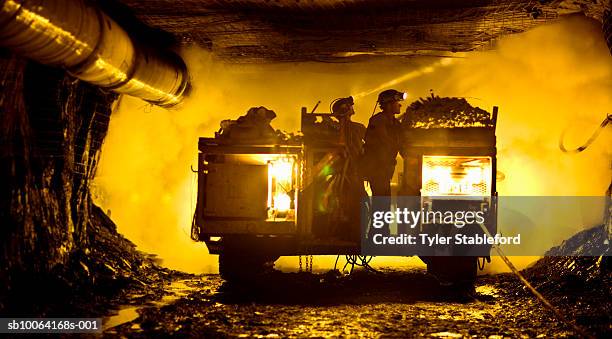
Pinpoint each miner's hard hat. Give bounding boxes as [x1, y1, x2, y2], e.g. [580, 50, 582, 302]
[377, 89, 407, 105]
[331, 96, 354, 115]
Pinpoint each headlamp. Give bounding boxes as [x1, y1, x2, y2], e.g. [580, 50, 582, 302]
[392, 91, 407, 101]
[377, 89, 407, 104]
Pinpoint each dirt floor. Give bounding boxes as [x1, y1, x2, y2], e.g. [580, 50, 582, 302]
[74, 205, 603, 338]
[4, 207, 607, 337]
[101, 265, 610, 338]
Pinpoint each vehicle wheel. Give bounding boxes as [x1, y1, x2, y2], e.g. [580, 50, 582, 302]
[218, 252, 278, 282]
[423, 256, 478, 287]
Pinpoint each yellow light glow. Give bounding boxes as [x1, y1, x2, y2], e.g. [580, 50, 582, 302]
[465, 167, 484, 183]
[93, 18, 612, 275]
[267, 157, 296, 215]
[274, 193, 292, 211]
[431, 165, 451, 180]
[269, 159, 294, 183]
[422, 156, 492, 196]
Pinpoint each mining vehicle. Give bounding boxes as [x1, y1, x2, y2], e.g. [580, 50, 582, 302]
[191, 99, 498, 283]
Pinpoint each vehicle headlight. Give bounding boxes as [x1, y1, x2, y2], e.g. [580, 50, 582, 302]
[421, 156, 492, 196]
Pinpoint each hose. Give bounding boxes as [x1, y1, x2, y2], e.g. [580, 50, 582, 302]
[477, 222, 595, 338]
[335, 255, 379, 274]
[559, 114, 611, 153]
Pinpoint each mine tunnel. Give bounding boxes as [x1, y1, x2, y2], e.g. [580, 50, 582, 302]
[0, 0, 611, 337]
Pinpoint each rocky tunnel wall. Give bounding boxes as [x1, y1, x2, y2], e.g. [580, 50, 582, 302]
[0, 51, 117, 291]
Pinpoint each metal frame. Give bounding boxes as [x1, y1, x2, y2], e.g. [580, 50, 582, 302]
[195, 107, 499, 257]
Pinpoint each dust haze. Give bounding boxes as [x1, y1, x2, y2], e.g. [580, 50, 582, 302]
[93, 16, 611, 274]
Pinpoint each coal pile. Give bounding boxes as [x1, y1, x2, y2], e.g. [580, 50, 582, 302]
[522, 224, 610, 289]
[215, 106, 301, 144]
[401, 96, 495, 129]
[84, 205, 193, 306]
[511, 224, 611, 335]
[0, 204, 188, 317]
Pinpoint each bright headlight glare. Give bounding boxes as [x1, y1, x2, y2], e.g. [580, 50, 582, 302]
[267, 156, 296, 215]
[421, 156, 492, 196]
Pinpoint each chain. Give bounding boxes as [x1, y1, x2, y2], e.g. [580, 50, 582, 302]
[309, 255, 313, 273]
[298, 255, 303, 272]
[298, 255, 314, 273]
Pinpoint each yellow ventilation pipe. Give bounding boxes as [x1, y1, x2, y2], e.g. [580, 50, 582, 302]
[0, 0, 190, 107]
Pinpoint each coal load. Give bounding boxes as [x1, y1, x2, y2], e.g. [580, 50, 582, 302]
[301, 114, 341, 141]
[401, 96, 494, 129]
[216, 106, 278, 142]
[215, 106, 300, 144]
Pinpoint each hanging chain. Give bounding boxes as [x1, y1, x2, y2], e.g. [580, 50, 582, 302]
[298, 255, 314, 273]
[309, 255, 313, 273]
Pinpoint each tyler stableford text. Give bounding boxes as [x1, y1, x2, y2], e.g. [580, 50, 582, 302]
[371, 233, 521, 246]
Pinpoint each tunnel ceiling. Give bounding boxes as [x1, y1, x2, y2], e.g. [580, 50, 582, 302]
[120, 0, 607, 62]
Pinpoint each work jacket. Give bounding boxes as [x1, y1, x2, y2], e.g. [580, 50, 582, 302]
[362, 112, 401, 181]
[345, 121, 366, 164]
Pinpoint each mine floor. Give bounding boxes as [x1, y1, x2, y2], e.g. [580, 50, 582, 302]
[101, 268, 610, 338]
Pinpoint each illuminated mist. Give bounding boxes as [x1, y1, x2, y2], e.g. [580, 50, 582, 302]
[93, 16, 611, 274]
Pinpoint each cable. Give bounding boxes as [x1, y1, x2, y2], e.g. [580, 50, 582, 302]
[477, 222, 595, 339]
[190, 208, 199, 241]
[559, 114, 610, 153]
[371, 100, 378, 117]
[478, 257, 486, 270]
[342, 255, 355, 273]
[339, 255, 379, 274]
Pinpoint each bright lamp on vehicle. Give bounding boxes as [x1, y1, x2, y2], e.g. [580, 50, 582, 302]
[267, 157, 297, 218]
[421, 156, 492, 196]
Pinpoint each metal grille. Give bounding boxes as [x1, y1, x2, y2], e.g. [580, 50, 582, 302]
[422, 156, 492, 196]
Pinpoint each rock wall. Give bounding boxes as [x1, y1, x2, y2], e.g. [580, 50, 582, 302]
[604, 5, 612, 54]
[0, 52, 117, 292]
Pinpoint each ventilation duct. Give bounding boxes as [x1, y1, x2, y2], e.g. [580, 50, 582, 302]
[0, 0, 190, 107]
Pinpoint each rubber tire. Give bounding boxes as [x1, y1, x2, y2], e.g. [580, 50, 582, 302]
[424, 256, 478, 286]
[218, 252, 278, 282]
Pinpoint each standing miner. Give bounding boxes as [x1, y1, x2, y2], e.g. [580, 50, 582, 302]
[331, 96, 366, 241]
[362, 89, 406, 237]
[331, 96, 366, 168]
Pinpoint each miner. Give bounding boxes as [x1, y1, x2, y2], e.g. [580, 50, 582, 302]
[331, 96, 366, 165]
[331, 96, 367, 241]
[362, 89, 406, 237]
